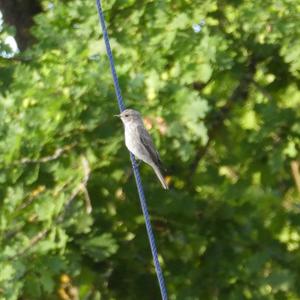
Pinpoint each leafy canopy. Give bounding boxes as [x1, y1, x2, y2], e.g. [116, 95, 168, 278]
[0, 0, 300, 299]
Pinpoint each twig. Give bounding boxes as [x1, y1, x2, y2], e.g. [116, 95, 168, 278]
[251, 80, 273, 102]
[18, 143, 76, 164]
[291, 160, 300, 194]
[4, 180, 74, 242]
[189, 140, 211, 176]
[17, 185, 46, 211]
[81, 184, 92, 214]
[190, 77, 213, 92]
[57, 156, 92, 222]
[73, 156, 91, 214]
[9, 156, 92, 259]
[10, 228, 49, 260]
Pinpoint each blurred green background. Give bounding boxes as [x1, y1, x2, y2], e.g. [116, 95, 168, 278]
[0, 0, 300, 299]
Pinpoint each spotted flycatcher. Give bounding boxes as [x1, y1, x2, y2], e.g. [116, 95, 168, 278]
[116, 109, 168, 189]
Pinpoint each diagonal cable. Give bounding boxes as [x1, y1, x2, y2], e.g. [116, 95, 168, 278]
[95, 1, 168, 299]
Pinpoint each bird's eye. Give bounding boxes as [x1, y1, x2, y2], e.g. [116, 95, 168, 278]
[125, 114, 129, 117]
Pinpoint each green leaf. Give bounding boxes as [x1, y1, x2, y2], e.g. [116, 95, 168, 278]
[80, 233, 119, 262]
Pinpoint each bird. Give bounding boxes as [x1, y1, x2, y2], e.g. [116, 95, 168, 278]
[116, 109, 168, 189]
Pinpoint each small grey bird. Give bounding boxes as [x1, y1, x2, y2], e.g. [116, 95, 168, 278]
[116, 109, 168, 189]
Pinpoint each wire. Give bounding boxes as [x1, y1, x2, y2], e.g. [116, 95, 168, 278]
[95, 1, 168, 299]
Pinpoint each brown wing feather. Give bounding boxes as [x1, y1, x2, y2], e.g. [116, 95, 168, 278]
[137, 125, 162, 167]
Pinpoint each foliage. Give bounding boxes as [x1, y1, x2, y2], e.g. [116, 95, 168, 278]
[0, 0, 300, 299]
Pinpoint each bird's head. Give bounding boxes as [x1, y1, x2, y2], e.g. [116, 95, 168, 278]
[115, 109, 142, 125]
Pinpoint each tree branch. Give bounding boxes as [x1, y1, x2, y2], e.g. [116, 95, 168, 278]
[291, 160, 300, 194]
[251, 80, 273, 102]
[9, 156, 92, 260]
[56, 156, 92, 223]
[11, 228, 50, 259]
[17, 185, 46, 211]
[17, 143, 76, 164]
[0, 0, 42, 50]
[189, 56, 257, 175]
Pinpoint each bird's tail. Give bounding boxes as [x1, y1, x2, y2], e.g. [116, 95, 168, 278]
[152, 164, 169, 190]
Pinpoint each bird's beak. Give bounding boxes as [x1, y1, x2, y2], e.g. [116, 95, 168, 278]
[114, 114, 121, 118]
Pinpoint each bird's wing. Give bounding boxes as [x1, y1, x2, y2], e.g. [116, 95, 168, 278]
[136, 124, 162, 166]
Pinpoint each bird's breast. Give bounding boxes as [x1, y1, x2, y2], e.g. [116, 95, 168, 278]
[124, 124, 137, 154]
